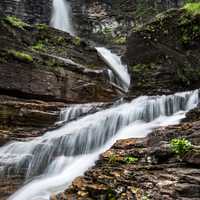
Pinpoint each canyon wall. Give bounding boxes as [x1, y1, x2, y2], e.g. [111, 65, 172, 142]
[0, 0, 189, 43]
[0, 0, 52, 24]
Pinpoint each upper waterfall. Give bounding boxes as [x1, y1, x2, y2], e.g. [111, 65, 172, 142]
[50, 0, 75, 35]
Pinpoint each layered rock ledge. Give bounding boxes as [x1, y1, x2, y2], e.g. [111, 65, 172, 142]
[54, 111, 200, 200]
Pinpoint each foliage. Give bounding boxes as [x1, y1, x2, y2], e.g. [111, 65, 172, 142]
[5, 16, 29, 30]
[184, 3, 200, 15]
[36, 23, 48, 31]
[72, 36, 81, 46]
[108, 154, 117, 164]
[9, 50, 33, 62]
[32, 41, 46, 51]
[124, 156, 138, 164]
[170, 138, 192, 156]
[113, 36, 127, 45]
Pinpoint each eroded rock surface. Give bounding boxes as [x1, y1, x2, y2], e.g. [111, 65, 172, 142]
[54, 116, 200, 200]
[0, 16, 119, 103]
[125, 9, 200, 96]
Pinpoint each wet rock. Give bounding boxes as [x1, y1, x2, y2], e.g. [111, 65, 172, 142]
[0, 16, 119, 103]
[54, 120, 200, 200]
[124, 9, 200, 96]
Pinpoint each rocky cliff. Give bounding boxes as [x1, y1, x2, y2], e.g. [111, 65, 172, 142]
[0, 0, 52, 24]
[0, 15, 120, 148]
[125, 7, 200, 96]
[0, 0, 193, 45]
[71, 0, 190, 44]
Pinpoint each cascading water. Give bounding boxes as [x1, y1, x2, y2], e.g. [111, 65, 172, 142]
[96, 47, 131, 91]
[0, 89, 198, 200]
[50, 0, 75, 35]
[50, 0, 130, 92]
[2, 1, 199, 200]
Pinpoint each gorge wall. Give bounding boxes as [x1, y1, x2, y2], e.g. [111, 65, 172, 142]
[0, 0, 52, 24]
[0, 0, 190, 43]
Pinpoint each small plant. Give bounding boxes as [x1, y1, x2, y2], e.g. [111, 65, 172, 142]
[5, 16, 29, 30]
[32, 41, 46, 51]
[124, 156, 139, 164]
[142, 194, 150, 200]
[108, 154, 117, 164]
[72, 36, 81, 46]
[36, 23, 48, 31]
[170, 138, 192, 156]
[9, 50, 33, 63]
[113, 36, 127, 45]
[184, 3, 200, 15]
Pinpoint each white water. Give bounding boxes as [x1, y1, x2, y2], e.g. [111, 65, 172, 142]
[1, 89, 198, 200]
[50, 0, 75, 35]
[96, 47, 131, 91]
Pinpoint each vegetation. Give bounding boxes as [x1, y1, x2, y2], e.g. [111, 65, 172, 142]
[108, 154, 117, 164]
[4, 16, 29, 30]
[72, 36, 81, 46]
[184, 2, 200, 15]
[32, 41, 46, 51]
[9, 50, 33, 63]
[113, 36, 126, 45]
[170, 138, 192, 156]
[36, 23, 48, 31]
[124, 156, 138, 164]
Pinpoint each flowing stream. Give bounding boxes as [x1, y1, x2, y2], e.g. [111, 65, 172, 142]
[1, 89, 199, 200]
[1, 1, 199, 200]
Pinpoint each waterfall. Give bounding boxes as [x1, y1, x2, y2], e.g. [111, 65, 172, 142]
[50, 1, 130, 92]
[0, 90, 198, 200]
[96, 47, 131, 91]
[50, 0, 75, 35]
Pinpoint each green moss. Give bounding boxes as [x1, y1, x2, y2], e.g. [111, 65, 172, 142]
[184, 3, 200, 15]
[32, 41, 46, 51]
[72, 36, 81, 46]
[36, 23, 48, 31]
[124, 156, 138, 164]
[56, 36, 65, 45]
[9, 50, 33, 63]
[4, 16, 29, 30]
[113, 36, 127, 45]
[108, 154, 117, 164]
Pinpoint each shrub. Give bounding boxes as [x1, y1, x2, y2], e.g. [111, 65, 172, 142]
[170, 138, 192, 156]
[184, 3, 200, 15]
[5, 16, 29, 30]
[124, 156, 138, 164]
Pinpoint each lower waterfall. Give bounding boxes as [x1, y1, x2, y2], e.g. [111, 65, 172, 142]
[0, 89, 198, 200]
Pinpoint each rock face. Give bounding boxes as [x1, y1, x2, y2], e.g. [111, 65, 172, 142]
[54, 113, 200, 200]
[71, 0, 187, 44]
[0, 16, 119, 103]
[125, 9, 200, 96]
[0, 0, 189, 45]
[0, 14, 119, 157]
[0, 0, 52, 24]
